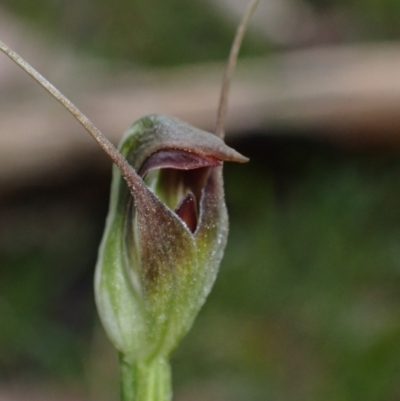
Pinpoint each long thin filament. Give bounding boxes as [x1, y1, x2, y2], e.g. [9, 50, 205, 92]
[215, 0, 260, 139]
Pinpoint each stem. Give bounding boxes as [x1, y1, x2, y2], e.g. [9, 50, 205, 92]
[215, 0, 260, 139]
[0, 40, 142, 193]
[119, 355, 172, 401]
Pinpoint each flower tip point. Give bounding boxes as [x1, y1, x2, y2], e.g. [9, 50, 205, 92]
[228, 148, 249, 164]
[236, 153, 250, 163]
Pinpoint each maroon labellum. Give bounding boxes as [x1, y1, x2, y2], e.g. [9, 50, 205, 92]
[174, 192, 198, 233]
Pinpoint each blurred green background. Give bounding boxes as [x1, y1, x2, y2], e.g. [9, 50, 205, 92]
[2, 0, 400, 400]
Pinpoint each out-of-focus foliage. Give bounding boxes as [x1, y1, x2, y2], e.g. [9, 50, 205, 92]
[7, 0, 400, 56]
[1, 0, 268, 66]
[0, 174, 109, 381]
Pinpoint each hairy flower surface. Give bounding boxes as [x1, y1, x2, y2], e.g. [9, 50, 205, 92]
[95, 114, 247, 361]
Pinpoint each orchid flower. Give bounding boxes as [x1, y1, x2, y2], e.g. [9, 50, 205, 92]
[95, 115, 247, 399]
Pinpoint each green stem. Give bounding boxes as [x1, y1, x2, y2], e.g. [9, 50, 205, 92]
[119, 354, 172, 401]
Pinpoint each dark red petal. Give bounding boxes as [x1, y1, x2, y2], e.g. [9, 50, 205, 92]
[174, 192, 198, 233]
